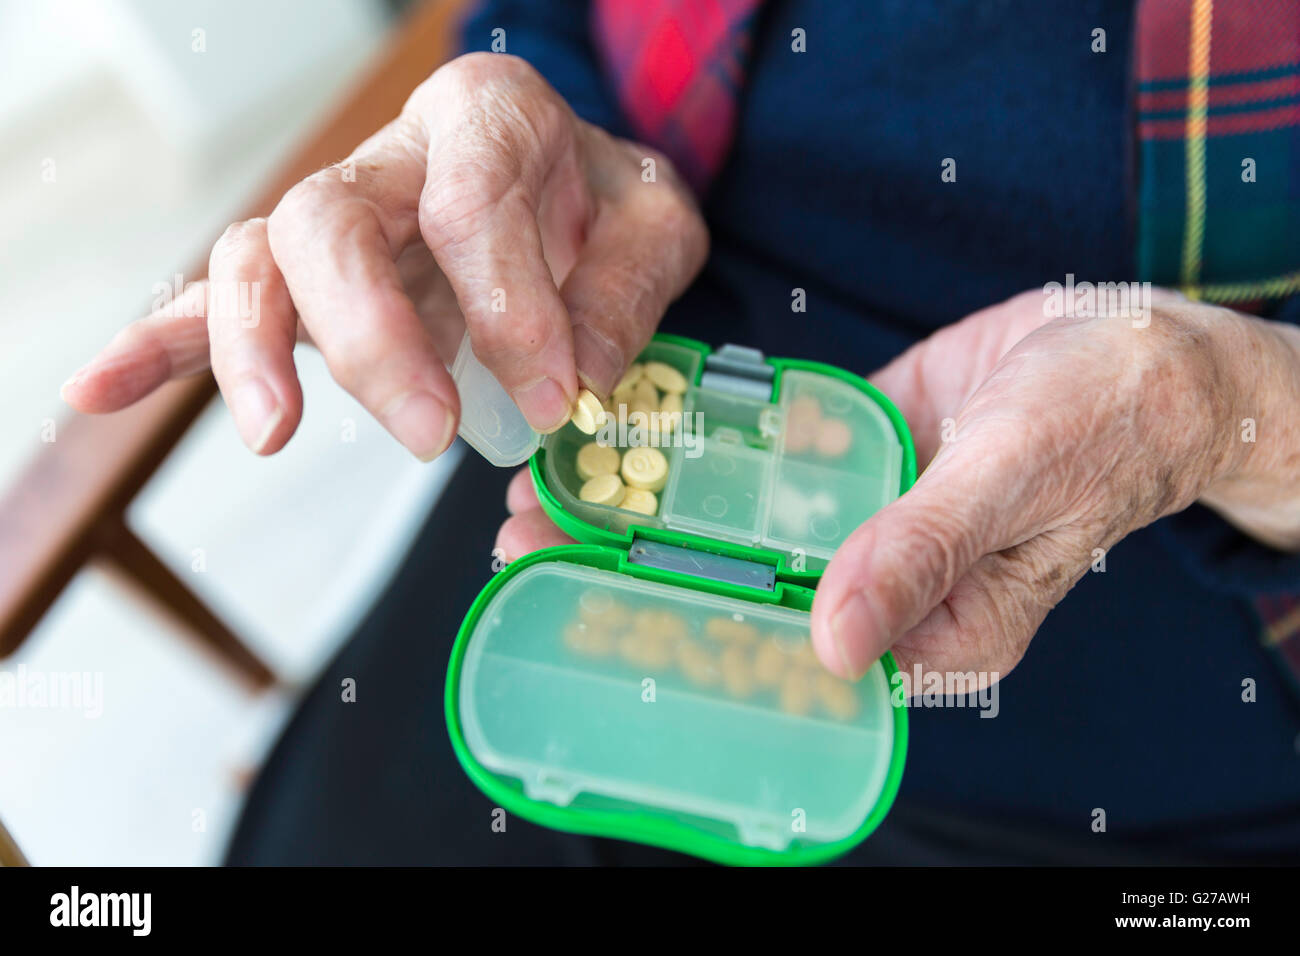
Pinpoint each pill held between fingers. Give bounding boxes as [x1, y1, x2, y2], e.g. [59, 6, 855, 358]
[620, 488, 658, 515]
[615, 363, 644, 391]
[571, 388, 608, 434]
[579, 473, 626, 506]
[815, 417, 852, 458]
[576, 442, 621, 480]
[644, 361, 688, 394]
[621, 446, 669, 492]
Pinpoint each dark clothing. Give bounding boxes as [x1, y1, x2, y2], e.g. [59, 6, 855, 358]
[228, 1, 1300, 863]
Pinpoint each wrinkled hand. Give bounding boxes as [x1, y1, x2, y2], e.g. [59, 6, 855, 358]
[62, 53, 707, 460]
[812, 289, 1300, 686]
[499, 288, 1300, 690]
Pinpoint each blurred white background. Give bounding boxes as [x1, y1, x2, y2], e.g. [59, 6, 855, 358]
[0, 0, 464, 864]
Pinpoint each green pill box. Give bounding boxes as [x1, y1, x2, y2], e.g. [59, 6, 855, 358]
[446, 334, 917, 865]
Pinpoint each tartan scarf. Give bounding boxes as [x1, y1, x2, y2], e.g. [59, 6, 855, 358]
[591, 0, 1300, 697]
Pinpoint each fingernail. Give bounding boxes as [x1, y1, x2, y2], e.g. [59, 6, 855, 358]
[830, 593, 876, 680]
[572, 323, 623, 397]
[512, 376, 572, 433]
[381, 390, 455, 461]
[231, 379, 284, 454]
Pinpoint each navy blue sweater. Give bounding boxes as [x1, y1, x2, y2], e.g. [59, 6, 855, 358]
[461, 0, 1300, 856]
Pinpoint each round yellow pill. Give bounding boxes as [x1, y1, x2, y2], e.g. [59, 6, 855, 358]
[619, 632, 673, 670]
[754, 639, 788, 686]
[659, 393, 683, 435]
[644, 361, 688, 394]
[620, 488, 658, 515]
[578, 590, 629, 629]
[576, 442, 621, 481]
[610, 384, 637, 412]
[571, 388, 607, 434]
[705, 616, 759, 645]
[789, 640, 820, 670]
[676, 640, 719, 686]
[621, 446, 669, 492]
[779, 670, 815, 716]
[720, 645, 757, 699]
[816, 672, 860, 720]
[633, 377, 660, 411]
[615, 363, 644, 391]
[633, 608, 687, 643]
[579, 473, 625, 506]
[563, 623, 614, 657]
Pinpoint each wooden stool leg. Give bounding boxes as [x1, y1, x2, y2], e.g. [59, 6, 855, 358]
[95, 517, 276, 691]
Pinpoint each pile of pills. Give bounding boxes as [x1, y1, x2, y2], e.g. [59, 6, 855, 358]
[570, 360, 688, 517]
[784, 394, 852, 458]
[563, 590, 860, 720]
[575, 443, 667, 515]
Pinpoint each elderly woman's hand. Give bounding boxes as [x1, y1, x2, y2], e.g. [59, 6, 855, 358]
[811, 288, 1300, 686]
[62, 53, 708, 460]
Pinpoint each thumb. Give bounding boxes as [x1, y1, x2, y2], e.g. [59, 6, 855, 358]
[809, 437, 1027, 679]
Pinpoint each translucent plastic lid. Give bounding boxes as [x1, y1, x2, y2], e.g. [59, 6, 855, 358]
[450, 332, 540, 467]
[456, 558, 900, 855]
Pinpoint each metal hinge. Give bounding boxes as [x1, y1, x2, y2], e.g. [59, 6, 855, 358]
[627, 539, 775, 591]
[699, 343, 774, 402]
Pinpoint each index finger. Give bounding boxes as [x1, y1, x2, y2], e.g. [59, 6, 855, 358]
[416, 55, 580, 432]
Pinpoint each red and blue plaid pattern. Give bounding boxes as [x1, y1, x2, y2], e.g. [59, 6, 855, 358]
[1135, 0, 1300, 303]
[591, 0, 762, 192]
[1135, 0, 1300, 698]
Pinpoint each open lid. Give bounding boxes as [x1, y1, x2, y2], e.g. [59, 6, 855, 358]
[450, 332, 541, 467]
[447, 549, 907, 865]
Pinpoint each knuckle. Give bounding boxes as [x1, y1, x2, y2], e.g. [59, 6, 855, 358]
[420, 170, 518, 253]
[210, 218, 267, 268]
[441, 51, 541, 88]
[267, 176, 337, 245]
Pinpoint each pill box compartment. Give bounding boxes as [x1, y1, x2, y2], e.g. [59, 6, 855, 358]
[449, 549, 905, 863]
[760, 370, 904, 561]
[537, 341, 906, 568]
[541, 339, 703, 535]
